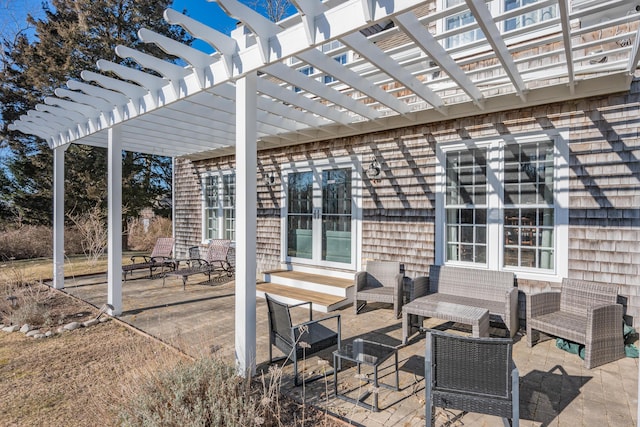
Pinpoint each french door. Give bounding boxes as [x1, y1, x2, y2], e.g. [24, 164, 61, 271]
[284, 164, 356, 269]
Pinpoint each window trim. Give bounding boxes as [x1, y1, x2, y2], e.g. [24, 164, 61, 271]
[435, 133, 568, 282]
[201, 170, 236, 244]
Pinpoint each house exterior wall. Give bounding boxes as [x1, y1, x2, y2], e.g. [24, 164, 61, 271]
[174, 79, 640, 326]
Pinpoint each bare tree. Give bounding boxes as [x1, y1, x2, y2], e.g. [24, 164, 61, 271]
[249, 0, 292, 22]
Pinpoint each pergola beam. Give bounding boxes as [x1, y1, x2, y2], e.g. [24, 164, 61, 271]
[557, 0, 575, 93]
[465, 0, 527, 101]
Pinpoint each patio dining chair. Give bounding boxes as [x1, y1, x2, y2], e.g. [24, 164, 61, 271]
[122, 237, 175, 281]
[265, 293, 341, 386]
[162, 239, 232, 289]
[425, 329, 519, 427]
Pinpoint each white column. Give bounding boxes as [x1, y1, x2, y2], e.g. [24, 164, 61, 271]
[235, 72, 257, 377]
[107, 126, 123, 316]
[52, 145, 67, 289]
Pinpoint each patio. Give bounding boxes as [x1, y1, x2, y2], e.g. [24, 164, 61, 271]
[61, 271, 638, 426]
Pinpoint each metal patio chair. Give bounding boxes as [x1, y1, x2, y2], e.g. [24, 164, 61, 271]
[121, 237, 175, 281]
[162, 239, 232, 289]
[265, 293, 341, 386]
[425, 329, 519, 427]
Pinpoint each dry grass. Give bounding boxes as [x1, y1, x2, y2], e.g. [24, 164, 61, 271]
[0, 259, 345, 427]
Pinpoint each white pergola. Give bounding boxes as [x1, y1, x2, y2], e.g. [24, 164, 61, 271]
[9, 0, 640, 376]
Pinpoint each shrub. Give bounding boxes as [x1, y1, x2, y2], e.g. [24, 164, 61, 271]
[0, 225, 53, 260]
[119, 356, 279, 427]
[127, 216, 172, 252]
[67, 206, 108, 265]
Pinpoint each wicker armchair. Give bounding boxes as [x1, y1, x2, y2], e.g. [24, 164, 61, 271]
[425, 329, 519, 427]
[354, 260, 404, 318]
[265, 294, 341, 386]
[526, 278, 624, 369]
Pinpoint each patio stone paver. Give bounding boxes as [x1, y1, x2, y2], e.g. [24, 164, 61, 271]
[61, 273, 638, 426]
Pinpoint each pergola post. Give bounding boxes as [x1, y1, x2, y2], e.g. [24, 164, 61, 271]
[235, 71, 257, 377]
[52, 144, 67, 289]
[107, 126, 123, 316]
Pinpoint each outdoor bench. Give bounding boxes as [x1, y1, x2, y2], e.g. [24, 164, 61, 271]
[403, 265, 518, 343]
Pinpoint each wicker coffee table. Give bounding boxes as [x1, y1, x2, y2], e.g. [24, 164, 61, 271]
[333, 338, 399, 412]
[402, 299, 490, 344]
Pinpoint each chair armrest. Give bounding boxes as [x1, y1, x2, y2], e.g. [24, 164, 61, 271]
[527, 291, 560, 318]
[294, 313, 341, 342]
[288, 300, 313, 321]
[354, 271, 368, 291]
[587, 303, 623, 339]
[130, 255, 151, 263]
[411, 276, 429, 300]
[394, 273, 404, 299]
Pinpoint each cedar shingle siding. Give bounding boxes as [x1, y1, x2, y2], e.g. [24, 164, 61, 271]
[175, 80, 640, 325]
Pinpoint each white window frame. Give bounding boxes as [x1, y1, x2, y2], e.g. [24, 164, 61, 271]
[201, 170, 236, 243]
[435, 133, 568, 282]
[438, 0, 559, 51]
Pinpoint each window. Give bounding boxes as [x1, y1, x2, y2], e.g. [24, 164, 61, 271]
[203, 173, 235, 241]
[444, 0, 484, 49]
[437, 137, 566, 278]
[445, 148, 487, 263]
[503, 141, 554, 269]
[324, 53, 348, 84]
[504, 0, 557, 32]
[293, 66, 314, 93]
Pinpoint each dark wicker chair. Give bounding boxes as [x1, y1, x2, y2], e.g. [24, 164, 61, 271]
[162, 239, 232, 289]
[526, 278, 624, 369]
[354, 260, 404, 318]
[122, 237, 175, 281]
[425, 329, 519, 427]
[265, 293, 341, 386]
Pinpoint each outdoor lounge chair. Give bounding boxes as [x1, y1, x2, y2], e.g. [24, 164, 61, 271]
[354, 260, 404, 318]
[121, 237, 175, 281]
[425, 329, 519, 427]
[265, 293, 341, 386]
[162, 239, 233, 289]
[526, 278, 624, 369]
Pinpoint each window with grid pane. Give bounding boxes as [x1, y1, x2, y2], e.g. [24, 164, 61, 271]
[203, 173, 236, 242]
[204, 176, 219, 240]
[503, 141, 554, 269]
[444, 0, 485, 49]
[222, 174, 236, 241]
[504, 0, 557, 32]
[445, 148, 487, 264]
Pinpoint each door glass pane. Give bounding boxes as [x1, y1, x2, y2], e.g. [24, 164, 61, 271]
[287, 172, 313, 259]
[322, 169, 352, 263]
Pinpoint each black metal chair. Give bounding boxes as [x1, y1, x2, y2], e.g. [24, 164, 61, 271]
[425, 329, 519, 427]
[265, 293, 341, 386]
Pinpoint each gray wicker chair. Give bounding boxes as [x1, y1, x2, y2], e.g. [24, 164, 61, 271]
[425, 329, 519, 427]
[354, 260, 404, 318]
[526, 278, 624, 369]
[265, 293, 341, 386]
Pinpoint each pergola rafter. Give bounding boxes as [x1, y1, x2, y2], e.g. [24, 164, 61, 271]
[8, 0, 638, 157]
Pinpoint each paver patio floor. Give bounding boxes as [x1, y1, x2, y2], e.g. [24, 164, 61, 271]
[62, 272, 638, 426]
